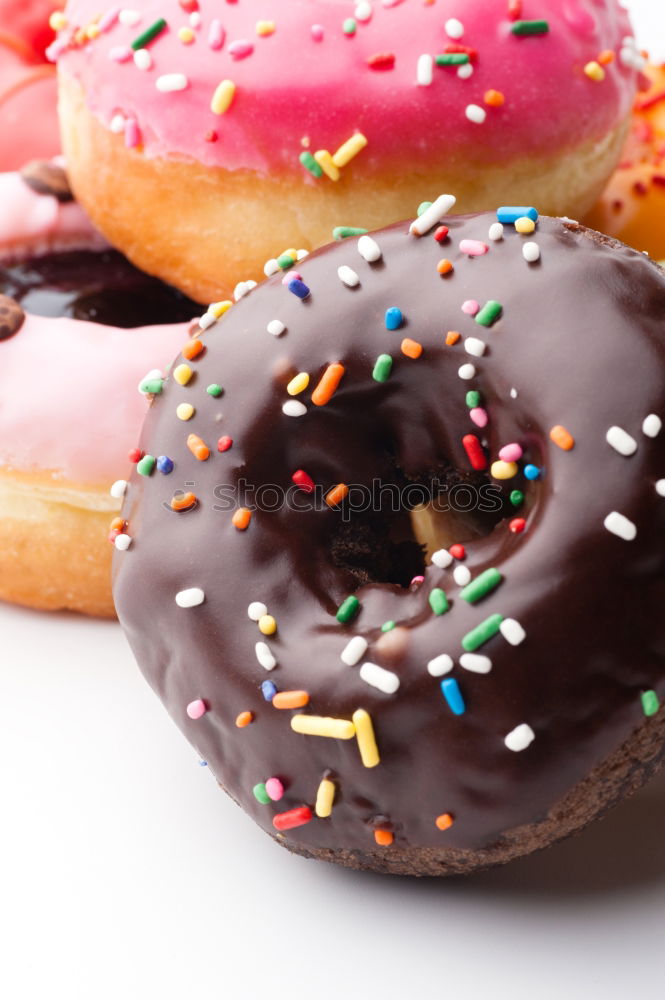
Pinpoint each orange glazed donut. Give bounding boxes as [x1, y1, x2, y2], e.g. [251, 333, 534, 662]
[54, 0, 643, 303]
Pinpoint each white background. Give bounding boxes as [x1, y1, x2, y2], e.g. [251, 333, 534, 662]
[2, 4, 664, 998]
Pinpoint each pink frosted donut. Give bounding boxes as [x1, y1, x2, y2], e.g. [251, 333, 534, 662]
[55, 0, 643, 304]
[0, 39, 60, 171]
[0, 161, 199, 616]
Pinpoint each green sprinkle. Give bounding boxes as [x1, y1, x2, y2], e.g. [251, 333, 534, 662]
[417, 201, 433, 217]
[139, 377, 163, 395]
[206, 383, 223, 397]
[510, 489, 524, 507]
[642, 690, 660, 717]
[252, 783, 271, 804]
[466, 390, 481, 409]
[510, 19, 549, 36]
[429, 588, 449, 616]
[130, 17, 167, 50]
[343, 17, 357, 35]
[277, 252, 297, 270]
[381, 620, 396, 633]
[435, 53, 469, 65]
[460, 568, 503, 604]
[475, 300, 503, 327]
[333, 226, 368, 240]
[136, 455, 156, 477]
[336, 595, 360, 624]
[462, 614, 504, 651]
[299, 151, 322, 178]
[372, 354, 393, 383]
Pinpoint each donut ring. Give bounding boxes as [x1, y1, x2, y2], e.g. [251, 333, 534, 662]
[114, 207, 665, 875]
[0, 162, 198, 616]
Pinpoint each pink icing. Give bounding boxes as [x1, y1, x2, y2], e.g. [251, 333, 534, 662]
[57, 0, 638, 175]
[0, 170, 190, 486]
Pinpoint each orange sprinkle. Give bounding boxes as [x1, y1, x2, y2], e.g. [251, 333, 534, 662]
[597, 49, 615, 65]
[272, 690, 310, 710]
[435, 812, 455, 831]
[401, 338, 423, 359]
[170, 491, 197, 512]
[235, 711, 254, 728]
[187, 433, 210, 461]
[549, 425, 575, 451]
[374, 829, 394, 846]
[437, 258, 453, 275]
[445, 331, 461, 346]
[232, 507, 252, 530]
[325, 483, 349, 507]
[312, 363, 345, 406]
[109, 516, 125, 532]
[182, 338, 204, 360]
[484, 89, 505, 107]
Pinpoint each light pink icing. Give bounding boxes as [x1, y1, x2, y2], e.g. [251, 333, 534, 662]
[0, 169, 190, 486]
[56, 0, 639, 175]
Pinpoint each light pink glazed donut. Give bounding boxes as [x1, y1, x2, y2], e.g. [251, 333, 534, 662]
[0, 161, 199, 616]
[54, 0, 643, 304]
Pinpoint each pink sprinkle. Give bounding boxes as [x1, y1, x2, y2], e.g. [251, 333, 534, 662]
[186, 699, 207, 720]
[124, 119, 141, 148]
[282, 270, 302, 285]
[499, 443, 523, 462]
[229, 39, 254, 58]
[109, 45, 132, 63]
[311, 24, 324, 41]
[470, 407, 489, 428]
[45, 38, 67, 62]
[98, 6, 120, 32]
[410, 575, 425, 588]
[208, 19, 225, 49]
[459, 240, 489, 256]
[462, 299, 480, 316]
[265, 777, 284, 801]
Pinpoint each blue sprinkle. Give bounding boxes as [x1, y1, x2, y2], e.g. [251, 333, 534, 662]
[496, 206, 539, 224]
[288, 278, 310, 300]
[524, 464, 541, 480]
[261, 680, 278, 701]
[441, 677, 466, 715]
[385, 307, 403, 330]
[157, 455, 174, 475]
[199, 760, 208, 767]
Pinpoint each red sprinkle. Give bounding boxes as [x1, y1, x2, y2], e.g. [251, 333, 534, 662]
[507, 0, 522, 20]
[179, 0, 199, 9]
[509, 518, 527, 534]
[367, 51, 396, 70]
[433, 225, 449, 243]
[444, 43, 477, 61]
[449, 543, 466, 560]
[217, 436, 233, 452]
[462, 434, 487, 471]
[272, 806, 313, 832]
[204, 129, 218, 143]
[292, 469, 315, 493]
[128, 448, 143, 463]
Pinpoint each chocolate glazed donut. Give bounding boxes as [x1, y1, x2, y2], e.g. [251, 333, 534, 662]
[114, 210, 665, 875]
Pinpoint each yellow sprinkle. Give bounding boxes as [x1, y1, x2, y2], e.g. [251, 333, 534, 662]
[178, 26, 195, 44]
[315, 778, 336, 818]
[258, 614, 277, 636]
[353, 708, 380, 768]
[515, 217, 535, 234]
[49, 11, 68, 31]
[490, 460, 518, 480]
[584, 60, 605, 82]
[176, 402, 195, 421]
[282, 248, 298, 260]
[85, 22, 100, 39]
[173, 363, 193, 386]
[291, 716, 356, 740]
[287, 372, 310, 396]
[209, 299, 233, 318]
[314, 150, 340, 181]
[332, 132, 368, 168]
[256, 20, 276, 36]
[211, 79, 236, 115]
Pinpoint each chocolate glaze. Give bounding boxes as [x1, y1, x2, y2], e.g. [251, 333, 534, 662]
[114, 215, 665, 859]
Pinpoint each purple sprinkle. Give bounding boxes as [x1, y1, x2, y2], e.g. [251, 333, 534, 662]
[208, 19, 225, 49]
[229, 39, 254, 59]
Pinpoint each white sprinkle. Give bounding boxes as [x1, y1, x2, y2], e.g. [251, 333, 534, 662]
[156, 73, 189, 93]
[500, 618, 526, 646]
[110, 479, 128, 499]
[341, 636, 368, 666]
[427, 653, 454, 677]
[282, 400, 307, 417]
[119, 9, 141, 26]
[338, 264, 360, 288]
[133, 47, 152, 70]
[410, 193, 457, 236]
[488, 222, 504, 241]
[522, 242, 540, 263]
[464, 337, 486, 357]
[234, 280, 256, 300]
[431, 548, 453, 569]
[199, 312, 217, 331]
[510, 387, 518, 399]
[355, 0, 372, 21]
[465, 104, 486, 124]
[267, 319, 286, 337]
[453, 565, 471, 586]
[504, 723, 535, 752]
[417, 53, 433, 87]
[359, 662, 400, 694]
[255, 641, 276, 671]
[247, 601, 267, 621]
[459, 653, 492, 674]
[606, 425, 638, 457]
[445, 17, 464, 39]
[357, 234, 382, 263]
[457, 62, 473, 79]
[109, 113, 126, 133]
[175, 587, 205, 608]
[458, 363, 476, 381]
[114, 533, 132, 551]
[296, 249, 309, 261]
[643, 414, 662, 438]
[656, 480, 665, 497]
[264, 258, 280, 277]
[189, 11, 201, 28]
[604, 511, 637, 541]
